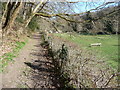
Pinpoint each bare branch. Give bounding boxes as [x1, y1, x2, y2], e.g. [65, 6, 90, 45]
[104, 73, 120, 87]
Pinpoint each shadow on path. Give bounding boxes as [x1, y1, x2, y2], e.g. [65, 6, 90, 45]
[24, 33, 60, 88]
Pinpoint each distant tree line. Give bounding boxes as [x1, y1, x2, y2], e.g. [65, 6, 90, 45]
[70, 5, 119, 35]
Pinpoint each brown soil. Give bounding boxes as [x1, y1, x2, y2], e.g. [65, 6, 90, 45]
[1, 33, 58, 88]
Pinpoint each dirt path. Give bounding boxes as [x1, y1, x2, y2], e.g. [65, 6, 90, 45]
[2, 33, 58, 88]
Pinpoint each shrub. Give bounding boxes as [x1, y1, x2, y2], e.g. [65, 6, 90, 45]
[28, 17, 39, 31]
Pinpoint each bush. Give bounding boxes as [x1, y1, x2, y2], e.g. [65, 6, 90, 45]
[47, 34, 117, 88]
[28, 17, 39, 31]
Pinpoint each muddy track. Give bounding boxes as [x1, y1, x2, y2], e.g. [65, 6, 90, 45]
[1, 33, 59, 88]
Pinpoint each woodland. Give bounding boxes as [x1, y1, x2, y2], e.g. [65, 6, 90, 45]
[0, 0, 120, 89]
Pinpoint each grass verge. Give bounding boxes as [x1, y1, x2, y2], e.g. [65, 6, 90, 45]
[0, 39, 28, 72]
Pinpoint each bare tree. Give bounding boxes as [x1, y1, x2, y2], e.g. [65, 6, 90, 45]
[2, 1, 22, 35]
[25, 0, 46, 27]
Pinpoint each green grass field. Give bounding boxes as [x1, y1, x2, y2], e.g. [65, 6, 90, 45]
[54, 33, 119, 69]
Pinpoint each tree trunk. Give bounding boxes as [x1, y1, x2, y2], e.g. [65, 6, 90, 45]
[1, 0, 9, 26]
[25, 0, 44, 28]
[25, 14, 34, 28]
[5, 1, 22, 34]
[2, 2, 16, 29]
[22, 2, 26, 20]
[1, 1, 10, 44]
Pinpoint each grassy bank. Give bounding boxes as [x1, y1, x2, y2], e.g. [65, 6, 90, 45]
[0, 39, 28, 72]
[54, 33, 118, 69]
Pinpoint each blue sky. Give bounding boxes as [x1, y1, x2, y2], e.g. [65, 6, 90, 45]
[66, 0, 119, 2]
[73, 2, 104, 13]
[72, 1, 117, 13]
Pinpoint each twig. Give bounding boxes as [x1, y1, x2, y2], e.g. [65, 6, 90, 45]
[104, 73, 120, 87]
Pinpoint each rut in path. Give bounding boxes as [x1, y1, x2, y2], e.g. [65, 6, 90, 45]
[2, 33, 59, 88]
